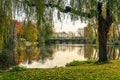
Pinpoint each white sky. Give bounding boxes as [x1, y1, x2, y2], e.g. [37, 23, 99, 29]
[53, 10, 87, 33]
[54, 18, 87, 33]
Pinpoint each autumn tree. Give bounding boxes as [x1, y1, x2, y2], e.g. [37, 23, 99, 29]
[23, 21, 38, 45]
[84, 26, 94, 40]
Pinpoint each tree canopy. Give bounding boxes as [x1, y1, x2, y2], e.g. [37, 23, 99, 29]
[0, 0, 120, 25]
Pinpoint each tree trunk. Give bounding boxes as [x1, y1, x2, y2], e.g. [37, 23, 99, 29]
[9, 22, 18, 65]
[97, 2, 112, 62]
[98, 27, 108, 62]
[13, 22, 18, 63]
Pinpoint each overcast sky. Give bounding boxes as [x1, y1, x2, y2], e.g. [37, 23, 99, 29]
[53, 10, 87, 33]
[54, 18, 87, 33]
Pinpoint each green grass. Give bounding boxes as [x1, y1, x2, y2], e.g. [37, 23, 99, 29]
[1, 60, 120, 80]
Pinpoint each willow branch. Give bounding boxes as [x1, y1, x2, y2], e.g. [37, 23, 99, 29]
[46, 3, 95, 18]
[25, 0, 96, 18]
[106, 1, 113, 27]
[25, 0, 96, 19]
[46, 3, 65, 12]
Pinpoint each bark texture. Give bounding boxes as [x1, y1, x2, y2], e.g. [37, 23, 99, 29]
[98, 2, 112, 62]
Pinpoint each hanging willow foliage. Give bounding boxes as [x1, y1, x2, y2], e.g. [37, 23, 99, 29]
[1, 0, 120, 27]
[8, 0, 119, 24]
[45, 0, 120, 22]
[0, 0, 120, 54]
[0, 0, 13, 52]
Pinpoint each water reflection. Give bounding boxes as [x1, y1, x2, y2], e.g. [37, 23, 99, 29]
[107, 46, 120, 60]
[0, 44, 120, 69]
[84, 44, 98, 60]
[18, 44, 87, 68]
[17, 45, 55, 64]
[38, 45, 55, 64]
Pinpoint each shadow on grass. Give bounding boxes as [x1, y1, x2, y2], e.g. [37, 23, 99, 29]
[94, 60, 112, 65]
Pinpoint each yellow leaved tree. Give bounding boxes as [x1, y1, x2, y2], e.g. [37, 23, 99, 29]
[23, 21, 39, 45]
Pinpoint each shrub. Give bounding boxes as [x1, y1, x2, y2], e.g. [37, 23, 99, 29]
[9, 66, 26, 72]
[65, 60, 95, 67]
[0, 70, 4, 73]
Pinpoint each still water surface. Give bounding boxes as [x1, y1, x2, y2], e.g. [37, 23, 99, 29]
[20, 44, 87, 68]
[0, 44, 120, 69]
[19, 44, 120, 68]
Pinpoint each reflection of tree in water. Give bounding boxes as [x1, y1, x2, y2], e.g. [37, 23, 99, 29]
[82, 45, 120, 60]
[82, 44, 98, 60]
[38, 45, 55, 64]
[25, 46, 40, 64]
[77, 46, 84, 55]
[54, 44, 75, 52]
[107, 46, 120, 60]
[69, 44, 76, 52]
[0, 49, 17, 70]
[17, 44, 55, 64]
[17, 46, 39, 64]
[54, 44, 67, 51]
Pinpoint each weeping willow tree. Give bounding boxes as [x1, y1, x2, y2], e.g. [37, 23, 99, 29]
[0, 0, 13, 52]
[0, 0, 17, 67]
[19, 0, 53, 46]
[0, 0, 120, 62]
[44, 0, 120, 62]
[0, 0, 53, 54]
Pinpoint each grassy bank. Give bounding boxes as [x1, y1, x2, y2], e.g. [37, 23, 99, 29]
[0, 60, 120, 80]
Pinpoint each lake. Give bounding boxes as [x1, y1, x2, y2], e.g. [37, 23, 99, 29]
[0, 44, 120, 69]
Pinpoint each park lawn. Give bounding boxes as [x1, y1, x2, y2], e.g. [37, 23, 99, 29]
[0, 60, 120, 80]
